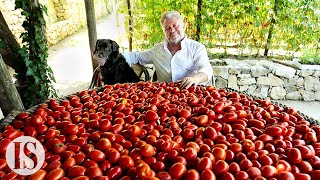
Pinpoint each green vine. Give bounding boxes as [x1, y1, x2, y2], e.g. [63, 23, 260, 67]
[118, 0, 320, 62]
[15, 0, 57, 108]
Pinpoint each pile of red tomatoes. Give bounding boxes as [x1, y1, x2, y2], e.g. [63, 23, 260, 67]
[0, 81, 320, 180]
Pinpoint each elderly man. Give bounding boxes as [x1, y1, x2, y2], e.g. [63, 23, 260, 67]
[95, 10, 213, 89]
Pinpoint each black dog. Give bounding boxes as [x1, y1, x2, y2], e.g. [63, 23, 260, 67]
[91, 39, 140, 86]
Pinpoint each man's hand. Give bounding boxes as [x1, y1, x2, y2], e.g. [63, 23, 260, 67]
[179, 76, 199, 89]
[92, 53, 107, 66]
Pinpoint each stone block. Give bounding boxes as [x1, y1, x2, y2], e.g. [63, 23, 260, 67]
[252, 85, 269, 98]
[273, 65, 296, 79]
[299, 69, 314, 77]
[300, 90, 316, 101]
[270, 86, 286, 100]
[239, 85, 249, 92]
[286, 91, 302, 100]
[215, 77, 227, 89]
[257, 73, 284, 86]
[304, 76, 320, 91]
[251, 65, 271, 77]
[212, 66, 229, 79]
[228, 75, 239, 91]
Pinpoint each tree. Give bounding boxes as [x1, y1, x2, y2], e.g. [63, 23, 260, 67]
[84, 0, 98, 70]
[0, 11, 28, 92]
[0, 54, 24, 116]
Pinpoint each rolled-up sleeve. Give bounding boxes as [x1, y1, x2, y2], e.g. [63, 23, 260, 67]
[194, 44, 213, 84]
[123, 50, 155, 66]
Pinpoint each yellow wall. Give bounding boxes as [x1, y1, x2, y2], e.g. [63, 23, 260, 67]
[0, 0, 113, 46]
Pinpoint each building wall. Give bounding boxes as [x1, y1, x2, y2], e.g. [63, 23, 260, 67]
[0, 0, 113, 46]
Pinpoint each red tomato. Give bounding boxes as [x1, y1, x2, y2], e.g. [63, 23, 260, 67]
[136, 163, 152, 178]
[184, 169, 200, 180]
[278, 171, 295, 180]
[212, 147, 226, 161]
[145, 110, 159, 122]
[169, 163, 187, 179]
[197, 157, 213, 171]
[0, 139, 11, 154]
[28, 169, 47, 180]
[46, 168, 65, 180]
[200, 169, 216, 180]
[96, 138, 112, 151]
[246, 167, 261, 179]
[287, 148, 302, 164]
[68, 165, 87, 178]
[261, 165, 278, 178]
[118, 155, 134, 170]
[86, 166, 103, 179]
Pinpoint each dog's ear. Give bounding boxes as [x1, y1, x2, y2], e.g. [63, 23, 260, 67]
[111, 40, 120, 53]
[94, 39, 101, 53]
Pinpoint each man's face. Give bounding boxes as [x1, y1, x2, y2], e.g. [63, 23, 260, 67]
[162, 17, 185, 45]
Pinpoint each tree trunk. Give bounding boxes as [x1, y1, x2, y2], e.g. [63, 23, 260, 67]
[0, 11, 28, 88]
[0, 54, 24, 116]
[84, 0, 98, 70]
[126, 0, 133, 51]
[264, 0, 278, 57]
[196, 0, 203, 41]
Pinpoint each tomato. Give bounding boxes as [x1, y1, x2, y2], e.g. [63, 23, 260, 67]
[86, 166, 103, 179]
[72, 176, 90, 180]
[62, 157, 76, 171]
[107, 148, 121, 164]
[136, 163, 152, 178]
[178, 109, 192, 118]
[213, 102, 225, 113]
[201, 169, 216, 180]
[28, 169, 47, 180]
[212, 147, 226, 161]
[96, 138, 112, 151]
[297, 161, 313, 173]
[214, 160, 229, 175]
[118, 155, 134, 170]
[156, 171, 172, 180]
[246, 167, 261, 179]
[145, 110, 159, 122]
[46, 160, 62, 172]
[46, 168, 65, 180]
[197, 157, 213, 172]
[68, 165, 87, 178]
[0, 138, 11, 155]
[287, 148, 302, 164]
[184, 169, 200, 180]
[261, 165, 278, 178]
[294, 173, 311, 180]
[87, 149, 106, 162]
[52, 142, 66, 154]
[196, 115, 209, 126]
[169, 163, 187, 179]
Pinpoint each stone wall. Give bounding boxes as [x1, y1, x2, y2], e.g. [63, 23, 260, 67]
[211, 59, 320, 101]
[0, 0, 113, 46]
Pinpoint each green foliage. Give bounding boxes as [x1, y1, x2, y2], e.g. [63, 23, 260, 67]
[15, 0, 57, 108]
[300, 48, 320, 65]
[118, 0, 320, 62]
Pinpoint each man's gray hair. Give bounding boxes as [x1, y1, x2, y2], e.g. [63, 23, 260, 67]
[160, 10, 184, 27]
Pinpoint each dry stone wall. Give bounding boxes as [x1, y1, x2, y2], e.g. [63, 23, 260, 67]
[211, 59, 320, 101]
[0, 0, 112, 46]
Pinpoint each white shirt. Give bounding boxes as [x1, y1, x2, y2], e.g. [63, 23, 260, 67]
[123, 37, 213, 84]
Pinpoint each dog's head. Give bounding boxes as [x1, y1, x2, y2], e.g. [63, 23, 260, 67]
[94, 39, 120, 59]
